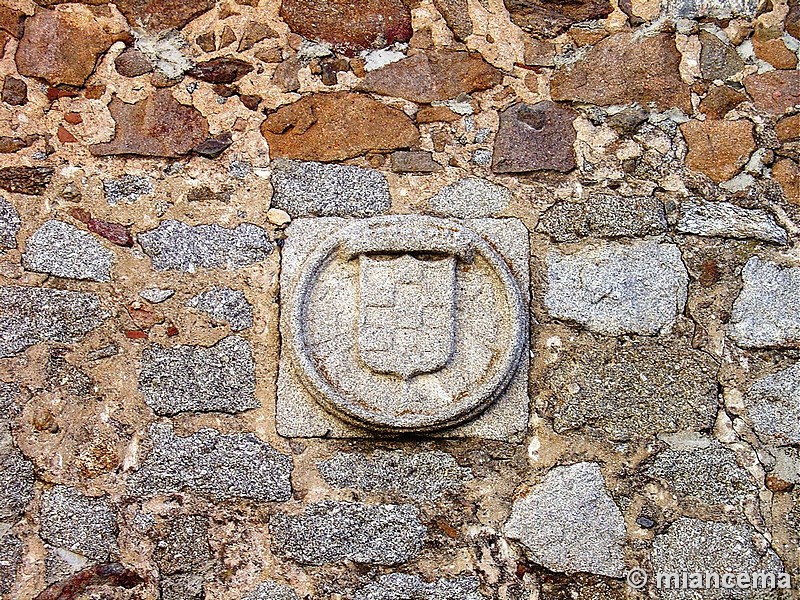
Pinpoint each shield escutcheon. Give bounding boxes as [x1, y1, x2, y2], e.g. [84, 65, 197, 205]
[357, 254, 457, 379]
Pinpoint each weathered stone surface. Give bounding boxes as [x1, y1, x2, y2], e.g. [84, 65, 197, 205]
[138, 220, 272, 272]
[699, 31, 744, 81]
[270, 502, 426, 565]
[753, 34, 798, 70]
[23, 220, 114, 282]
[433, 0, 473, 41]
[0, 441, 34, 522]
[677, 199, 787, 244]
[744, 71, 800, 115]
[262, 92, 419, 162]
[745, 362, 800, 445]
[138, 336, 258, 415]
[160, 573, 204, 600]
[128, 424, 292, 501]
[189, 58, 253, 84]
[280, 0, 412, 54]
[504, 0, 612, 38]
[1, 76, 27, 105]
[776, 114, 800, 143]
[238, 21, 278, 52]
[699, 85, 747, 119]
[550, 33, 691, 112]
[319, 450, 472, 501]
[505, 463, 626, 577]
[539, 194, 666, 242]
[90, 91, 209, 158]
[0, 166, 54, 196]
[271, 160, 391, 217]
[354, 574, 485, 600]
[186, 287, 253, 332]
[729, 257, 800, 349]
[35, 0, 216, 31]
[544, 241, 688, 335]
[102, 175, 153, 205]
[154, 514, 210, 574]
[547, 336, 719, 439]
[663, 0, 758, 19]
[359, 51, 502, 103]
[773, 158, 800, 205]
[680, 120, 755, 183]
[0, 197, 20, 249]
[40, 486, 118, 561]
[492, 101, 576, 174]
[0, 6, 24, 38]
[0, 286, 108, 358]
[390, 151, 442, 173]
[0, 534, 23, 594]
[426, 178, 511, 218]
[114, 48, 153, 77]
[244, 581, 299, 600]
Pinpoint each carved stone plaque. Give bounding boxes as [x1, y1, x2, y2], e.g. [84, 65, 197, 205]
[277, 215, 530, 440]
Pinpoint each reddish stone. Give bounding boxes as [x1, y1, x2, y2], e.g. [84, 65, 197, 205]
[433, 0, 473, 41]
[776, 114, 800, 143]
[57, 125, 77, 143]
[416, 105, 460, 123]
[189, 58, 254, 84]
[84, 85, 105, 99]
[550, 32, 691, 112]
[34, 0, 216, 32]
[115, 48, 154, 77]
[240, 95, 261, 111]
[65, 112, 83, 124]
[744, 71, 800, 115]
[166, 324, 179, 337]
[127, 302, 163, 329]
[2, 77, 27, 106]
[124, 329, 148, 340]
[0, 6, 25, 38]
[680, 119, 756, 183]
[773, 158, 800, 205]
[359, 50, 502, 103]
[69, 207, 135, 246]
[0, 166, 54, 195]
[788, 2, 800, 39]
[504, 0, 612, 39]
[765, 474, 794, 492]
[280, 0, 412, 55]
[35, 563, 143, 600]
[698, 85, 746, 119]
[46, 87, 78, 101]
[753, 36, 798, 70]
[196, 31, 216, 52]
[90, 90, 209, 158]
[261, 91, 420, 162]
[219, 25, 237, 49]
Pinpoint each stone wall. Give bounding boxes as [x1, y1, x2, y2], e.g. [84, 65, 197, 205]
[1, 0, 800, 598]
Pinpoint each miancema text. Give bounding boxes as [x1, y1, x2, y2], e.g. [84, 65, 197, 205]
[656, 571, 791, 590]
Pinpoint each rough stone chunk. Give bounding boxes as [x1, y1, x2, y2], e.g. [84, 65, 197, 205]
[744, 71, 800, 115]
[354, 574, 485, 600]
[0, 166, 54, 196]
[680, 120, 755, 183]
[390, 151, 442, 173]
[23, 220, 114, 282]
[1, 77, 27, 105]
[138, 335, 258, 415]
[271, 160, 391, 217]
[128, 424, 292, 501]
[189, 57, 253, 84]
[244, 581, 299, 600]
[39, 486, 118, 562]
[550, 33, 691, 112]
[0, 197, 20, 248]
[154, 514, 210, 574]
[663, 0, 759, 19]
[261, 92, 419, 162]
[544, 241, 688, 335]
[677, 199, 787, 244]
[0, 534, 23, 594]
[699, 31, 744, 81]
[138, 220, 272, 272]
[34, 0, 216, 31]
[359, 51, 502, 103]
[103, 175, 154, 205]
[426, 178, 511, 218]
[0, 442, 34, 522]
[160, 573, 204, 600]
[745, 362, 800, 445]
[433, 0, 473, 41]
[0, 286, 108, 358]
[492, 101, 576, 174]
[186, 287, 253, 332]
[504, 0, 612, 38]
[270, 501, 426, 565]
[114, 48, 153, 77]
[729, 257, 800, 348]
[504, 463, 626, 577]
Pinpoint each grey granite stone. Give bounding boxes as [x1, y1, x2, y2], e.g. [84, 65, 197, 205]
[271, 160, 391, 217]
[677, 199, 787, 245]
[729, 257, 800, 348]
[664, 0, 759, 19]
[43, 545, 89, 585]
[0, 197, 20, 249]
[243, 581, 299, 600]
[128, 424, 292, 501]
[745, 362, 800, 446]
[39, 486, 118, 562]
[138, 220, 272, 272]
[139, 288, 175, 303]
[23, 220, 114, 282]
[269, 501, 426, 565]
[318, 450, 472, 501]
[544, 241, 688, 335]
[161, 573, 204, 600]
[154, 514, 210, 575]
[0, 286, 108, 358]
[0, 429, 34, 521]
[504, 462, 626, 578]
[353, 574, 485, 600]
[102, 174, 154, 205]
[186, 287, 253, 332]
[538, 194, 667, 242]
[0, 533, 23, 594]
[138, 335, 258, 415]
[426, 178, 511, 218]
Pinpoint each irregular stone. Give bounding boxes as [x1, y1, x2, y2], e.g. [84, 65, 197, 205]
[354, 574, 485, 600]
[244, 581, 299, 600]
[544, 241, 688, 336]
[359, 51, 502, 103]
[744, 71, 800, 115]
[550, 33, 691, 112]
[154, 514, 210, 574]
[40, 486, 118, 562]
[680, 120, 755, 183]
[698, 85, 747, 119]
[138, 220, 272, 272]
[0, 286, 108, 358]
[745, 362, 800, 445]
[0, 197, 20, 248]
[0, 534, 23, 594]
[433, 0, 473, 41]
[0, 6, 24, 38]
[753, 35, 798, 70]
[0, 166, 54, 196]
[504, 0, 612, 38]
[35, 0, 216, 31]
[271, 160, 390, 217]
[773, 158, 800, 205]
[538, 194, 666, 242]
[128, 424, 292, 501]
[505, 463, 625, 577]
[699, 31, 744, 81]
[776, 114, 800, 143]
[0, 387, 34, 522]
[114, 48, 153, 77]
[261, 92, 419, 162]
[426, 177, 511, 218]
[22, 220, 114, 282]
[0, 136, 33, 153]
[90, 90, 209, 158]
[270, 501, 426, 565]
[193, 134, 232, 159]
[729, 257, 800, 349]
[138, 335, 258, 415]
[416, 105, 460, 123]
[280, 0, 412, 54]
[677, 199, 787, 244]
[2, 76, 27, 105]
[266, 208, 291, 227]
[102, 174, 154, 205]
[390, 150, 442, 173]
[139, 288, 174, 303]
[318, 450, 472, 501]
[271, 57, 301, 92]
[160, 573, 204, 600]
[45, 348, 92, 397]
[663, 0, 759, 19]
[238, 21, 277, 52]
[492, 101, 577, 173]
[186, 287, 253, 332]
[189, 57, 253, 84]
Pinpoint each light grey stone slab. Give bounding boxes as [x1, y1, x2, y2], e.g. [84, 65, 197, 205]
[426, 178, 511, 218]
[0, 533, 23, 594]
[139, 288, 174, 303]
[186, 287, 253, 332]
[745, 362, 800, 446]
[0, 197, 20, 249]
[0, 381, 34, 524]
[243, 581, 299, 600]
[23, 220, 114, 282]
[664, 0, 759, 19]
[353, 574, 486, 600]
[677, 199, 787, 245]
[102, 174, 153, 205]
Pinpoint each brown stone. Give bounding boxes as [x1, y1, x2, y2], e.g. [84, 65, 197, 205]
[524, 37, 555, 66]
[0, 136, 33, 153]
[390, 150, 443, 173]
[0, 166, 54, 195]
[765, 474, 794, 493]
[196, 32, 215, 52]
[773, 158, 800, 204]
[753, 37, 798, 70]
[788, 3, 800, 39]
[280, 0, 412, 55]
[189, 58, 253, 84]
[84, 84, 105, 99]
[776, 114, 800, 143]
[238, 21, 277, 51]
[699, 31, 744, 81]
[680, 119, 756, 183]
[504, 0, 613, 39]
[0, 6, 25, 38]
[744, 71, 800, 115]
[34, 0, 216, 32]
[65, 112, 83, 125]
[492, 101, 577, 173]
[359, 50, 502, 103]
[219, 25, 236, 49]
[115, 48, 154, 77]
[433, 0, 473, 42]
[698, 85, 746, 119]
[2, 77, 27, 106]
[272, 57, 301, 92]
[550, 32, 691, 112]
[90, 90, 209, 157]
[57, 125, 77, 143]
[261, 92, 420, 162]
[416, 105, 460, 123]
[256, 47, 283, 63]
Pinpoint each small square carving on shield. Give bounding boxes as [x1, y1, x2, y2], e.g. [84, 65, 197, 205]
[277, 215, 530, 441]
